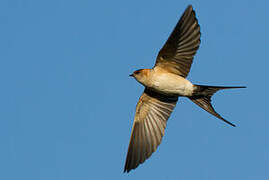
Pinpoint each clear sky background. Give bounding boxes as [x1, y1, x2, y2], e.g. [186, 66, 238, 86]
[0, 0, 268, 179]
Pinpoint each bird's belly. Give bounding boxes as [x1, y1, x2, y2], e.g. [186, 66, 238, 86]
[150, 74, 194, 96]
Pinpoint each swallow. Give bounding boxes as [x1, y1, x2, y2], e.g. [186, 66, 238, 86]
[124, 5, 246, 173]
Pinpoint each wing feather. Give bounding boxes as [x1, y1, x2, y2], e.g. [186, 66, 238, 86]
[124, 89, 178, 173]
[155, 5, 201, 77]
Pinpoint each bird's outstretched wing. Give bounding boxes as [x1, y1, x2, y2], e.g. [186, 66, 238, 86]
[124, 89, 178, 173]
[155, 5, 201, 77]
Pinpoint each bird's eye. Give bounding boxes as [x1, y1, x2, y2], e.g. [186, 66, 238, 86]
[134, 70, 141, 74]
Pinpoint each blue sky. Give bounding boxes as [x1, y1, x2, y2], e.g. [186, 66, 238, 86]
[0, 0, 268, 179]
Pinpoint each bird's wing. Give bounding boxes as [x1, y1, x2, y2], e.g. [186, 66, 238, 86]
[154, 5, 201, 78]
[124, 88, 178, 173]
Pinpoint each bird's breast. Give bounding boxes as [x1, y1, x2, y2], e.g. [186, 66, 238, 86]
[149, 72, 194, 96]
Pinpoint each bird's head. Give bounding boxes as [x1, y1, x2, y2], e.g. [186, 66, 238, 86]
[129, 69, 151, 86]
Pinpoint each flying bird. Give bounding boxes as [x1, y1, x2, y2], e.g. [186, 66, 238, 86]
[124, 5, 245, 173]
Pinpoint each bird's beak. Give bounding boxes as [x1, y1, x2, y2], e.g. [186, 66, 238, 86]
[129, 74, 134, 77]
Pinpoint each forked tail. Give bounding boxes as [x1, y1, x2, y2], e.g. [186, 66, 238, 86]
[189, 85, 246, 127]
